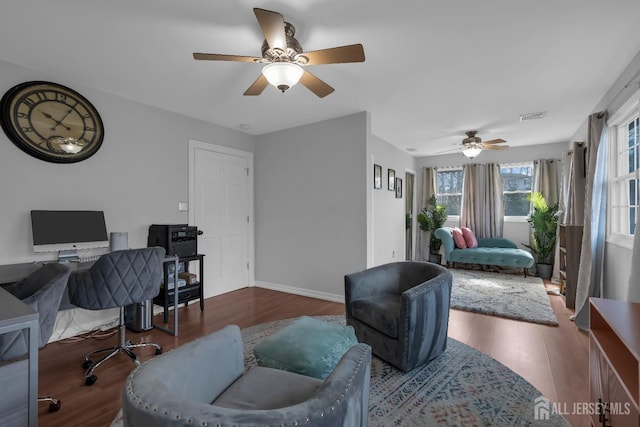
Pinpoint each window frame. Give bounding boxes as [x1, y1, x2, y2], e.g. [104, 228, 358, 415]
[607, 90, 640, 249]
[436, 166, 463, 219]
[500, 161, 534, 222]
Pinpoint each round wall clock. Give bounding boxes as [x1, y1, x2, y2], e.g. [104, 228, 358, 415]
[0, 81, 104, 163]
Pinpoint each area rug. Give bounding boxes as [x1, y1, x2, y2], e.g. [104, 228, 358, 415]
[112, 315, 568, 426]
[450, 269, 558, 326]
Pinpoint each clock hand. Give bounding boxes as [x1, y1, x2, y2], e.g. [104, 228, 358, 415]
[50, 109, 73, 132]
[39, 110, 70, 131]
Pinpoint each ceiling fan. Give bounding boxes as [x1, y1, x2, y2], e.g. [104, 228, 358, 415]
[437, 131, 509, 158]
[193, 8, 365, 98]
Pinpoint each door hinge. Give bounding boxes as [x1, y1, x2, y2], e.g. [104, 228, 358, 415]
[246, 262, 250, 270]
[246, 168, 250, 176]
[246, 216, 250, 223]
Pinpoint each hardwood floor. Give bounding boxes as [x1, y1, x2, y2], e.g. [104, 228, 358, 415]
[37, 286, 589, 427]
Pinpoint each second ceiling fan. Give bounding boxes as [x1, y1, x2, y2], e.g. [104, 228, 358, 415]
[436, 131, 510, 158]
[193, 8, 365, 98]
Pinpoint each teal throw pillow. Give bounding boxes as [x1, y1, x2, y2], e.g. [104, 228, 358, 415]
[254, 316, 357, 379]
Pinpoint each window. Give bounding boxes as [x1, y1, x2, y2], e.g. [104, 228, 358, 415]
[436, 168, 463, 216]
[500, 163, 533, 217]
[609, 94, 639, 243]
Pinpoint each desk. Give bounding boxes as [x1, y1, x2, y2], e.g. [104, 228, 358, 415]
[0, 261, 95, 285]
[0, 262, 96, 310]
[1, 258, 183, 337]
[0, 287, 38, 427]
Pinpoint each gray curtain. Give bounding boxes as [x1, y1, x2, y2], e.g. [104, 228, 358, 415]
[564, 142, 587, 226]
[416, 167, 437, 261]
[460, 164, 482, 232]
[481, 163, 504, 238]
[405, 173, 415, 260]
[532, 159, 559, 208]
[532, 159, 560, 280]
[574, 113, 608, 330]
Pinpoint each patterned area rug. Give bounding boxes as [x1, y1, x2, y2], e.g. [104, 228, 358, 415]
[112, 316, 568, 426]
[242, 316, 568, 426]
[450, 269, 558, 326]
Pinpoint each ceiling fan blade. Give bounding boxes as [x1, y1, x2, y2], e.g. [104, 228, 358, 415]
[482, 138, 506, 145]
[299, 44, 365, 65]
[482, 144, 509, 150]
[299, 70, 334, 98]
[253, 8, 287, 51]
[434, 148, 462, 155]
[193, 53, 260, 62]
[243, 75, 269, 96]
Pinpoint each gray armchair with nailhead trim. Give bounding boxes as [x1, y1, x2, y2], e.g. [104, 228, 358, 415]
[122, 324, 371, 427]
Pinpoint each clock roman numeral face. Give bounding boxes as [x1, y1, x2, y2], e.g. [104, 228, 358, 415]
[0, 81, 104, 163]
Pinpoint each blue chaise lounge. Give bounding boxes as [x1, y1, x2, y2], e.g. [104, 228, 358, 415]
[434, 227, 534, 276]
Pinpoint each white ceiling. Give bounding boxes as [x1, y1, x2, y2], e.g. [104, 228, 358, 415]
[1, 0, 639, 157]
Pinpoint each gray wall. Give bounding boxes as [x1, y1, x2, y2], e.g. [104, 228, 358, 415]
[0, 59, 255, 264]
[567, 50, 640, 300]
[254, 112, 368, 301]
[367, 133, 416, 265]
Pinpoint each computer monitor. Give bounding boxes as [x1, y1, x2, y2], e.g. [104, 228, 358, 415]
[30, 210, 109, 260]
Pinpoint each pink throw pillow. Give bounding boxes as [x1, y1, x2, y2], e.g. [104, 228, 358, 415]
[452, 227, 467, 248]
[461, 227, 478, 248]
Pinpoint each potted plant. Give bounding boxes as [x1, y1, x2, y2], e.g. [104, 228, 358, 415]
[417, 196, 448, 264]
[523, 192, 559, 279]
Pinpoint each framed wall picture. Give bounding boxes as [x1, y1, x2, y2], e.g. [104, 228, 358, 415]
[388, 169, 395, 191]
[395, 177, 403, 198]
[374, 164, 382, 189]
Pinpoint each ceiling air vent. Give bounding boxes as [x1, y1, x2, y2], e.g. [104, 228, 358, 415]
[519, 111, 547, 121]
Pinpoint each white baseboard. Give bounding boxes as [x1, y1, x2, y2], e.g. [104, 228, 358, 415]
[254, 281, 345, 304]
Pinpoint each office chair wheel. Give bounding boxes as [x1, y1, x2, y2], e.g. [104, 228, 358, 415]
[82, 360, 92, 369]
[156, 347, 163, 355]
[85, 375, 97, 386]
[48, 401, 61, 412]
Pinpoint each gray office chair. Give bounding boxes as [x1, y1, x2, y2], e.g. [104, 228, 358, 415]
[0, 263, 71, 412]
[67, 247, 165, 386]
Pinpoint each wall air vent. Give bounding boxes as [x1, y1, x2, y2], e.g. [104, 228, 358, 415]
[519, 111, 547, 121]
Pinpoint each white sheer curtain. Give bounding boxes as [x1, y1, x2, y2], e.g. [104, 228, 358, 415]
[574, 112, 608, 330]
[481, 163, 504, 238]
[416, 167, 437, 261]
[460, 164, 482, 232]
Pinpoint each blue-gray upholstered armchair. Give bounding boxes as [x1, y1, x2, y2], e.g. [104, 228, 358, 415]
[0, 263, 71, 412]
[123, 324, 371, 427]
[345, 261, 452, 371]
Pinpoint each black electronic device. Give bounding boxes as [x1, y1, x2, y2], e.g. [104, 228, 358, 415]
[147, 224, 198, 257]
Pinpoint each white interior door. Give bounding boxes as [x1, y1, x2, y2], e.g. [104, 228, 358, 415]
[190, 142, 253, 298]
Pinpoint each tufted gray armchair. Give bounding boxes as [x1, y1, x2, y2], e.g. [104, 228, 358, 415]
[123, 324, 372, 427]
[345, 261, 452, 371]
[68, 247, 165, 386]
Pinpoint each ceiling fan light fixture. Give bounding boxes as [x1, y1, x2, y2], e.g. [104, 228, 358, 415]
[462, 146, 482, 159]
[261, 62, 304, 92]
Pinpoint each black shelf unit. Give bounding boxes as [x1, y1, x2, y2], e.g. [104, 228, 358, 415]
[153, 254, 205, 323]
